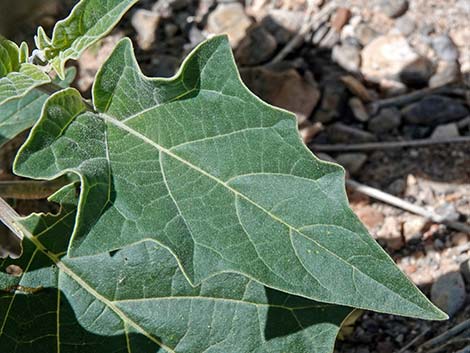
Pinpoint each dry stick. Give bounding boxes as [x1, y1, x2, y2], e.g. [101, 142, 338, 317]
[368, 86, 467, 114]
[268, 1, 337, 64]
[311, 136, 470, 152]
[0, 177, 70, 200]
[396, 327, 431, 353]
[418, 320, 470, 351]
[0, 196, 23, 240]
[425, 338, 470, 353]
[0, 196, 24, 259]
[346, 179, 470, 233]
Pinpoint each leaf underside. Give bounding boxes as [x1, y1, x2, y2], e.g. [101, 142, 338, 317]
[0, 184, 352, 352]
[13, 35, 445, 323]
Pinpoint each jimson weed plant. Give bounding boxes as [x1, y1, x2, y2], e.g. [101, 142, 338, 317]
[0, 1, 447, 352]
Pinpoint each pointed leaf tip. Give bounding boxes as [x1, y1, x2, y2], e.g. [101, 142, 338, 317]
[14, 35, 445, 322]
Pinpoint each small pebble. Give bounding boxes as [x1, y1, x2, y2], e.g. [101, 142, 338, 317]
[431, 272, 466, 317]
[348, 97, 369, 122]
[377, 0, 409, 18]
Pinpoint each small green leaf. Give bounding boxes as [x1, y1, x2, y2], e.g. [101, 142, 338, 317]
[0, 68, 76, 148]
[0, 184, 351, 352]
[0, 38, 50, 105]
[0, 64, 50, 106]
[14, 36, 447, 321]
[36, 0, 138, 78]
[18, 42, 29, 64]
[0, 37, 21, 77]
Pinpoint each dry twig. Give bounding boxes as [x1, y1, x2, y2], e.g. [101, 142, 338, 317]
[311, 136, 470, 152]
[269, 1, 337, 64]
[368, 86, 467, 114]
[417, 319, 470, 351]
[0, 196, 23, 259]
[0, 177, 69, 200]
[346, 179, 470, 233]
[396, 327, 431, 353]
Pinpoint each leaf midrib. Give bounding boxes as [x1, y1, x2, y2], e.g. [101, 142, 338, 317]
[99, 113, 427, 316]
[14, 225, 175, 353]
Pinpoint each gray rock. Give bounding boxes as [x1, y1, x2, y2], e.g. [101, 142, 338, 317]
[432, 34, 459, 61]
[377, 0, 409, 18]
[431, 123, 460, 139]
[402, 95, 469, 126]
[335, 153, 368, 174]
[429, 60, 460, 88]
[361, 34, 421, 83]
[431, 272, 466, 317]
[355, 23, 379, 46]
[235, 24, 277, 66]
[395, 15, 415, 36]
[435, 203, 460, 222]
[332, 43, 361, 72]
[261, 9, 304, 45]
[349, 97, 369, 122]
[327, 123, 377, 143]
[368, 107, 401, 133]
[387, 178, 406, 195]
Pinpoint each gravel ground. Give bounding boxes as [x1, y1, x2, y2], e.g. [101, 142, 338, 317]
[1, 0, 469, 352]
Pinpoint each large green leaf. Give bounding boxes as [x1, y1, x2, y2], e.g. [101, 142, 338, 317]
[35, 0, 138, 78]
[0, 184, 352, 352]
[0, 38, 50, 105]
[0, 68, 76, 148]
[14, 36, 446, 320]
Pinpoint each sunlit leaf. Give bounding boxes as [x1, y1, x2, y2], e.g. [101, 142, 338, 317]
[14, 36, 446, 321]
[0, 68, 76, 148]
[0, 184, 352, 352]
[35, 0, 138, 78]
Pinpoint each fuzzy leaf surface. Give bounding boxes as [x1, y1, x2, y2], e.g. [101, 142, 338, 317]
[0, 37, 22, 77]
[36, 0, 138, 78]
[0, 184, 351, 353]
[0, 38, 50, 105]
[0, 68, 76, 147]
[14, 36, 446, 320]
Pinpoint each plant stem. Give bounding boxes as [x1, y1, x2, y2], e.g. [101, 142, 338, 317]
[36, 81, 95, 112]
[0, 196, 23, 259]
[0, 177, 69, 199]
